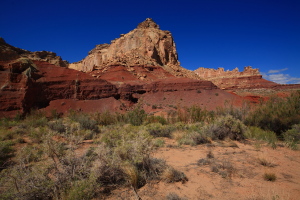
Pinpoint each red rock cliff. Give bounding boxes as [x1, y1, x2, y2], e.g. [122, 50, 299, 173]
[195, 66, 278, 89]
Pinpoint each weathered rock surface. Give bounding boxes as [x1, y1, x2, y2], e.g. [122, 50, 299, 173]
[0, 37, 68, 67]
[69, 18, 197, 79]
[2, 19, 299, 118]
[1, 58, 229, 117]
[195, 66, 278, 90]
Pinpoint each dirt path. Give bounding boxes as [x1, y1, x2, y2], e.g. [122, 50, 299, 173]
[106, 139, 300, 200]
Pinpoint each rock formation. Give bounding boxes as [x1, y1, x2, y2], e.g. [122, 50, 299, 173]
[195, 66, 278, 90]
[68, 18, 197, 78]
[195, 66, 260, 79]
[2, 18, 299, 118]
[0, 37, 68, 67]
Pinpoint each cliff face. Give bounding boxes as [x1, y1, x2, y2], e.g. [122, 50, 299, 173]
[0, 37, 68, 67]
[0, 58, 224, 117]
[195, 66, 278, 90]
[68, 18, 197, 79]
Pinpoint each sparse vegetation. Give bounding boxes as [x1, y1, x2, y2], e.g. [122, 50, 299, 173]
[263, 172, 277, 181]
[257, 157, 276, 167]
[166, 192, 188, 200]
[283, 124, 300, 150]
[0, 91, 299, 199]
[245, 91, 300, 136]
[202, 115, 246, 141]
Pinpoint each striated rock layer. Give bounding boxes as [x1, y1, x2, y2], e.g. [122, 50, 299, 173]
[195, 66, 278, 90]
[69, 18, 197, 79]
[1, 58, 230, 117]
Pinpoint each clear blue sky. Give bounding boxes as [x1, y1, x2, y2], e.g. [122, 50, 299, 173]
[1, 0, 299, 84]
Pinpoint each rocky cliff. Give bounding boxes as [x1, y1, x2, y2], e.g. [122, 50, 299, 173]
[1, 57, 228, 117]
[0, 37, 68, 67]
[68, 18, 197, 79]
[195, 66, 278, 90]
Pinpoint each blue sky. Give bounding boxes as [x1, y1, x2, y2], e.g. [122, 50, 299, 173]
[1, 0, 299, 84]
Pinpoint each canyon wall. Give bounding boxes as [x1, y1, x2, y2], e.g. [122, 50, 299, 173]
[195, 66, 278, 89]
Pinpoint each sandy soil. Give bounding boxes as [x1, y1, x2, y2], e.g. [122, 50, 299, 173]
[106, 139, 300, 200]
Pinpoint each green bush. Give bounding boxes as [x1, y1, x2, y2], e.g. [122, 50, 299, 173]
[145, 115, 168, 125]
[283, 124, 300, 150]
[24, 110, 48, 127]
[94, 111, 117, 126]
[245, 126, 277, 147]
[0, 140, 14, 168]
[177, 131, 209, 146]
[146, 123, 175, 138]
[65, 178, 97, 200]
[48, 119, 66, 133]
[0, 164, 54, 199]
[69, 113, 99, 132]
[203, 115, 246, 141]
[245, 91, 300, 136]
[126, 106, 147, 126]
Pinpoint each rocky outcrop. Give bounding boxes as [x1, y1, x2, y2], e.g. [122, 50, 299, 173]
[0, 58, 223, 117]
[0, 37, 68, 67]
[195, 66, 260, 79]
[69, 18, 197, 79]
[195, 66, 278, 90]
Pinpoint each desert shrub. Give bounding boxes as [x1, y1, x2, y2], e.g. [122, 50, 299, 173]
[0, 164, 54, 200]
[64, 178, 97, 200]
[48, 119, 66, 133]
[0, 140, 14, 168]
[166, 192, 188, 200]
[177, 131, 210, 146]
[0, 128, 14, 141]
[153, 138, 165, 147]
[217, 100, 251, 121]
[209, 159, 236, 178]
[77, 115, 98, 131]
[50, 109, 62, 119]
[146, 123, 175, 138]
[245, 91, 300, 136]
[145, 115, 168, 125]
[0, 148, 95, 200]
[68, 112, 99, 132]
[203, 115, 246, 140]
[245, 126, 277, 147]
[263, 172, 277, 181]
[166, 106, 214, 124]
[162, 167, 188, 183]
[197, 158, 213, 166]
[187, 105, 211, 123]
[257, 157, 276, 167]
[125, 106, 147, 126]
[94, 111, 118, 126]
[283, 124, 300, 150]
[24, 109, 48, 127]
[16, 145, 43, 164]
[29, 126, 49, 143]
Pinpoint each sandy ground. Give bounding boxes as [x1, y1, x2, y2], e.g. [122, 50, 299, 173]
[106, 139, 300, 200]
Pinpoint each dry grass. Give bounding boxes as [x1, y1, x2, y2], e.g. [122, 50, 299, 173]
[257, 157, 276, 167]
[161, 167, 188, 183]
[263, 172, 277, 181]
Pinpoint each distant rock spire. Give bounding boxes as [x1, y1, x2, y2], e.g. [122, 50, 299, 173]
[137, 18, 160, 29]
